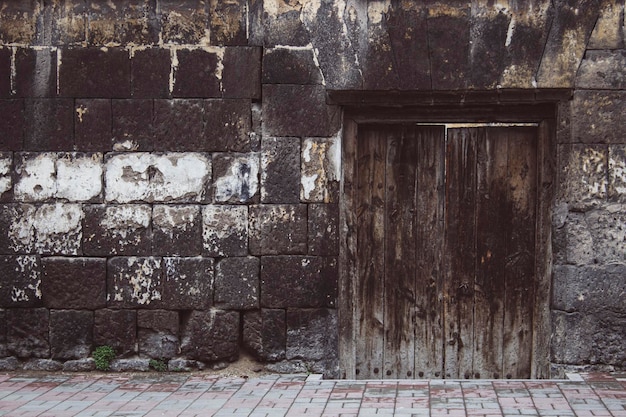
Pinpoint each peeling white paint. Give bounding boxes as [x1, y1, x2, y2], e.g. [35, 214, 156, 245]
[214, 154, 259, 203]
[15, 153, 57, 201]
[55, 154, 103, 201]
[9, 255, 41, 303]
[100, 205, 151, 239]
[112, 139, 140, 151]
[367, 0, 391, 25]
[203, 205, 247, 255]
[112, 257, 162, 305]
[609, 148, 626, 196]
[31, 203, 84, 255]
[153, 205, 198, 236]
[8, 205, 36, 252]
[301, 134, 342, 202]
[0, 154, 11, 196]
[301, 173, 318, 200]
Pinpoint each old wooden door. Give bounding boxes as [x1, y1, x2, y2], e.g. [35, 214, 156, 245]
[354, 123, 537, 379]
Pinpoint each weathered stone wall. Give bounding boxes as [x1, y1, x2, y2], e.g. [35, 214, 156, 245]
[0, 0, 624, 377]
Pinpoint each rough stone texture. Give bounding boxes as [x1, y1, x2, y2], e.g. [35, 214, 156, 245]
[286, 308, 339, 377]
[0, 153, 11, 201]
[180, 309, 240, 363]
[587, 0, 625, 49]
[0, 204, 35, 254]
[112, 99, 154, 151]
[261, 137, 300, 203]
[74, 99, 112, 151]
[0, 100, 24, 150]
[214, 257, 260, 310]
[0, 3, 37, 44]
[138, 310, 179, 359]
[87, 1, 158, 46]
[0, 47, 10, 97]
[152, 100, 205, 151]
[24, 99, 74, 151]
[204, 99, 252, 152]
[609, 145, 626, 200]
[162, 257, 213, 310]
[202, 205, 248, 256]
[14, 153, 103, 202]
[172, 49, 221, 98]
[249, 205, 307, 255]
[167, 358, 203, 372]
[0, 309, 6, 357]
[308, 204, 339, 256]
[23, 359, 63, 371]
[6, 308, 50, 358]
[49, 310, 93, 360]
[0, 255, 41, 308]
[46, 0, 88, 45]
[59, 47, 131, 98]
[301, 137, 341, 203]
[107, 257, 163, 308]
[260, 256, 337, 308]
[223, 47, 262, 99]
[83, 204, 152, 256]
[42, 257, 106, 309]
[212, 153, 260, 203]
[93, 309, 137, 356]
[571, 91, 626, 143]
[577, 50, 626, 90]
[14, 48, 57, 98]
[209, 0, 247, 46]
[557, 145, 608, 210]
[110, 358, 150, 372]
[63, 358, 96, 372]
[160, 0, 209, 44]
[262, 48, 323, 85]
[262, 85, 341, 137]
[105, 153, 211, 203]
[0, 357, 19, 371]
[131, 48, 170, 99]
[243, 309, 286, 362]
[152, 205, 202, 256]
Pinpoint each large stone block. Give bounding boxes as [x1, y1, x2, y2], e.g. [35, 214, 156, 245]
[0, 47, 10, 97]
[557, 144, 607, 210]
[212, 153, 259, 203]
[0, 2, 37, 44]
[253, 0, 310, 46]
[0, 204, 35, 254]
[26, 204, 84, 255]
[45, 0, 87, 45]
[153, 100, 206, 151]
[83, 204, 151, 256]
[301, 137, 341, 203]
[249, 205, 307, 255]
[0, 100, 24, 150]
[204, 99, 252, 152]
[308, 204, 339, 256]
[88, 1, 159, 46]
[42, 257, 106, 309]
[105, 153, 211, 203]
[262, 84, 341, 137]
[180, 310, 240, 363]
[50, 310, 93, 360]
[160, 0, 209, 44]
[138, 310, 179, 359]
[14, 48, 57, 98]
[0, 153, 11, 202]
[93, 309, 136, 356]
[468, 5, 510, 89]
[243, 309, 286, 362]
[587, 0, 625, 49]
[172, 49, 221, 98]
[222, 47, 261, 99]
[261, 137, 300, 203]
[209, 0, 247, 45]
[260, 256, 337, 308]
[202, 205, 248, 256]
[152, 205, 202, 256]
[6, 308, 49, 358]
[586, 206, 626, 264]
[112, 99, 154, 151]
[0, 255, 42, 308]
[552, 264, 626, 313]
[215, 257, 260, 310]
[286, 308, 338, 364]
[131, 48, 170, 99]
[24, 99, 74, 151]
[162, 257, 213, 310]
[576, 50, 626, 90]
[262, 48, 324, 85]
[107, 257, 163, 308]
[59, 47, 131, 98]
[553, 212, 594, 266]
[571, 91, 626, 144]
[609, 145, 626, 200]
[74, 99, 112, 151]
[0, 309, 6, 357]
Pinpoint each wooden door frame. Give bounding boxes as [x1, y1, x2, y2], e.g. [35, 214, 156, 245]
[337, 96, 563, 379]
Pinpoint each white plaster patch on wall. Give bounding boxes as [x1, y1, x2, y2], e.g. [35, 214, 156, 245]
[10, 255, 41, 302]
[214, 154, 259, 203]
[0, 153, 12, 196]
[55, 153, 103, 201]
[153, 205, 199, 236]
[367, 0, 391, 25]
[609, 146, 626, 196]
[202, 205, 248, 255]
[105, 153, 211, 203]
[32, 203, 84, 255]
[100, 205, 151, 240]
[581, 147, 607, 198]
[128, 257, 162, 305]
[14, 153, 57, 201]
[7, 205, 37, 252]
[301, 135, 341, 203]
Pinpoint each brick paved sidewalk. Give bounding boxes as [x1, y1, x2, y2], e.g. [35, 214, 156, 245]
[1, 372, 624, 417]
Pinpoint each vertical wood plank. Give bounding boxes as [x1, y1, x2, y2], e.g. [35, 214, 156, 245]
[355, 124, 387, 379]
[415, 125, 446, 379]
[383, 126, 418, 379]
[473, 128, 507, 379]
[444, 128, 477, 379]
[502, 127, 537, 379]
